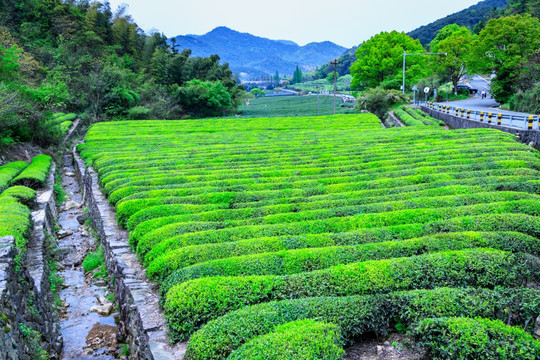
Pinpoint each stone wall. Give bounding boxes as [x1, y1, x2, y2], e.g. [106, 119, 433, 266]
[0, 162, 63, 359]
[73, 147, 184, 360]
[0, 236, 61, 360]
[421, 106, 540, 150]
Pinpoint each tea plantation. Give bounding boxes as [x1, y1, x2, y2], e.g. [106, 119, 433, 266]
[77, 114, 540, 359]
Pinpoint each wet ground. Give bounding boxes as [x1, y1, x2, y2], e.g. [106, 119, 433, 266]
[57, 153, 120, 360]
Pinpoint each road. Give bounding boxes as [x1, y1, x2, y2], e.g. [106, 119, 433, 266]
[437, 75, 537, 117]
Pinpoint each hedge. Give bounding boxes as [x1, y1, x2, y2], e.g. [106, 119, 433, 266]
[0, 161, 28, 192]
[227, 319, 344, 360]
[165, 249, 539, 340]
[155, 230, 540, 293]
[412, 317, 540, 360]
[141, 200, 540, 263]
[11, 154, 52, 189]
[185, 287, 540, 360]
[130, 190, 536, 248]
[0, 196, 31, 250]
[0, 186, 36, 205]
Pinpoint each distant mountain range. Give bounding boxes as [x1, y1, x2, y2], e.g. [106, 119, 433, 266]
[171, 27, 346, 79]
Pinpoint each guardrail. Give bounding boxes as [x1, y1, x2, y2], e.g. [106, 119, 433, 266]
[426, 102, 540, 131]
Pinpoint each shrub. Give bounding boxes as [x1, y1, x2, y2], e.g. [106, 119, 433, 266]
[11, 155, 52, 189]
[0, 186, 36, 205]
[127, 106, 152, 120]
[228, 319, 344, 360]
[412, 317, 540, 359]
[156, 230, 540, 292]
[0, 161, 28, 192]
[0, 196, 31, 250]
[82, 246, 104, 272]
[185, 287, 540, 360]
[356, 87, 408, 119]
[164, 249, 539, 340]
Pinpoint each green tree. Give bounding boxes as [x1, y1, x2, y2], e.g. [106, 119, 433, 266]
[0, 46, 20, 83]
[471, 14, 540, 103]
[292, 65, 303, 84]
[274, 71, 280, 86]
[429, 25, 474, 94]
[505, 0, 540, 18]
[351, 31, 426, 90]
[176, 79, 233, 117]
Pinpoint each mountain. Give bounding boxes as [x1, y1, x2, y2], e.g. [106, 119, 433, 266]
[171, 27, 347, 79]
[407, 0, 508, 45]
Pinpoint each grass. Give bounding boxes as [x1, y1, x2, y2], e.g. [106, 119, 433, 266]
[82, 246, 104, 273]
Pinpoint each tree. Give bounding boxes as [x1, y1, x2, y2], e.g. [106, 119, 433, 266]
[274, 71, 280, 86]
[470, 14, 540, 103]
[0, 46, 20, 83]
[291, 65, 303, 84]
[351, 31, 427, 90]
[176, 79, 233, 117]
[429, 25, 474, 94]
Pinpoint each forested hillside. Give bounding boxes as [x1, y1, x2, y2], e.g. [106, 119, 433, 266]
[407, 0, 507, 45]
[0, 0, 244, 148]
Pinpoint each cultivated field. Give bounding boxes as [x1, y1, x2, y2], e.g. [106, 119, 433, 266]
[78, 114, 540, 359]
[239, 95, 355, 117]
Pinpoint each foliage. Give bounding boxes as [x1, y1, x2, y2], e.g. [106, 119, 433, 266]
[510, 82, 540, 114]
[0, 161, 28, 192]
[429, 25, 474, 93]
[413, 317, 540, 359]
[291, 65, 303, 85]
[228, 319, 344, 360]
[356, 87, 408, 119]
[407, 0, 507, 45]
[351, 31, 427, 90]
[470, 14, 540, 104]
[78, 115, 540, 352]
[186, 287, 540, 360]
[238, 95, 355, 118]
[11, 154, 52, 189]
[82, 246, 104, 273]
[176, 79, 233, 118]
[0, 0, 244, 147]
[0, 185, 36, 205]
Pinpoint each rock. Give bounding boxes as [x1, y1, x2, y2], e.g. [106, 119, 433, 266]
[77, 213, 89, 225]
[89, 303, 114, 316]
[383, 341, 391, 346]
[528, 141, 535, 148]
[80, 229, 89, 237]
[65, 172, 75, 177]
[534, 315, 540, 340]
[57, 229, 73, 239]
[63, 200, 81, 211]
[377, 345, 384, 356]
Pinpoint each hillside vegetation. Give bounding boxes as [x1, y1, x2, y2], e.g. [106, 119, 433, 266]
[78, 114, 540, 358]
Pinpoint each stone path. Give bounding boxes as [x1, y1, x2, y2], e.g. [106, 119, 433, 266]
[57, 152, 120, 360]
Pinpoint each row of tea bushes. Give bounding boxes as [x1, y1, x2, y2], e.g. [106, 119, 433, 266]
[78, 114, 540, 357]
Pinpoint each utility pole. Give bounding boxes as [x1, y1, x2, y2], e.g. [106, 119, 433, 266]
[330, 59, 340, 115]
[402, 51, 447, 93]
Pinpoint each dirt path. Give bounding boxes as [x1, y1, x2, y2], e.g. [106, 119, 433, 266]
[57, 152, 120, 359]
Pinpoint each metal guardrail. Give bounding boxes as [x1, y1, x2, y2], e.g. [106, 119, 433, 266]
[427, 102, 540, 131]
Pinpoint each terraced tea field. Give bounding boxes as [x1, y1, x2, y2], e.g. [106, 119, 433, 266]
[78, 114, 540, 359]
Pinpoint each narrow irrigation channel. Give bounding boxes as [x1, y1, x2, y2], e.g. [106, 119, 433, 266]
[56, 151, 122, 359]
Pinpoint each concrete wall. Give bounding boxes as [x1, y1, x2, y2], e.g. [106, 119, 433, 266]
[421, 106, 540, 151]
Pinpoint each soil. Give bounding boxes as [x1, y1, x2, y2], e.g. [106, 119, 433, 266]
[343, 334, 425, 360]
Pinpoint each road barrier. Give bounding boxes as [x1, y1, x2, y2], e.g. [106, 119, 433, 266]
[426, 102, 540, 131]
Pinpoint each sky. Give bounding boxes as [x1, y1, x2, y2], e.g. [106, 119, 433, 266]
[105, 0, 481, 48]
